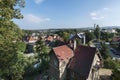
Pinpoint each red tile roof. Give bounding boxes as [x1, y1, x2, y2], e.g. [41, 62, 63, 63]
[68, 45, 96, 79]
[27, 36, 38, 42]
[47, 36, 54, 41]
[112, 37, 120, 42]
[53, 45, 73, 61]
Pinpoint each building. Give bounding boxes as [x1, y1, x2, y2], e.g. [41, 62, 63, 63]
[49, 45, 102, 80]
[69, 33, 86, 50]
[67, 45, 102, 80]
[112, 37, 120, 44]
[49, 45, 74, 80]
[102, 28, 117, 33]
[27, 36, 39, 43]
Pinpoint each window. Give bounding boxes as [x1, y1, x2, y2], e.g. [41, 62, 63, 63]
[54, 59, 57, 66]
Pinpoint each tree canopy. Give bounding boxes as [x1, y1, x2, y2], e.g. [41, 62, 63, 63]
[0, 0, 25, 20]
[0, 0, 26, 80]
[85, 31, 95, 43]
[94, 25, 100, 41]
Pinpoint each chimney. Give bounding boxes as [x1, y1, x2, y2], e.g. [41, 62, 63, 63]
[73, 39, 77, 50]
[83, 35, 86, 45]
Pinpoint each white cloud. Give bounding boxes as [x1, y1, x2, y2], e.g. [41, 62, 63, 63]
[90, 7, 110, 20]
[34, 0, 44, 4]
[91, 16, 104, 20]
[24, 14, 50, 23]
[90, 11, 104, 20]
[90, 12, 97, 16]
[103, 8, 109, 11]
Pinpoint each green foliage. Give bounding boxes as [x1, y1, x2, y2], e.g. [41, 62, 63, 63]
[94, 25, 100, 41]
[0, 22, 23, 44]
[0, 42, 26, 80]
[0, 0, 25, 80]
[112, 69, 120, 80]
[0, 0, 25, 20]
[50, 40, 65, 47]
[108, 33, 114, 39]
[16, 42, 26, 52]
[104, 58, 120, 80]
[104, 58, 117, 69]
[35, 39, 50, 70]
[55, 30, 70, 42]
[85, 31, 95, 43]
[100, 43, 120, 80]
[55, 29, 78, 42]
[101, 32, 114, 41]
[62, 32, 70, 42]
[100, 43, 110, 59]
[116, 28, 120, 36]
[23, 56, 37, 75]
[101, 32, 109, 41]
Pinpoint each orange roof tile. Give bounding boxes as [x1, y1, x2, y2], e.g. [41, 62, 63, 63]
[53, 45, 73, 61]
[47, 36, 54, 41]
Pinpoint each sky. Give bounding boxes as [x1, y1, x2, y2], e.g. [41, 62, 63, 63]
[14, 0, 120, 29]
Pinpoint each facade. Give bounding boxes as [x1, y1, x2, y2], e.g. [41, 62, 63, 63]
[49, 45, 74, 80]
[67, 45, 102, 80]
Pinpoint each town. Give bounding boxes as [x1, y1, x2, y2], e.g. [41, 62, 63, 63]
[0, 0, 120, 80]
[20, 25, 120, 80]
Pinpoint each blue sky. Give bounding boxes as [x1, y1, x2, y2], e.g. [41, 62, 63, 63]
[14, 0, 120, 29]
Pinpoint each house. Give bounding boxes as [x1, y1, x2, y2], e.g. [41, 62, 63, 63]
[67, 45, 102, 80]
[112, 37, 120, 44]
[101, 28, 117, 33]
[27, 36, 38, 43]
[46, 35, 54, 42]
[88, 29, 94, 32]
[69, 33, 86, 50]
[49, 45, 74, 80]
[49, 44, 102, 80]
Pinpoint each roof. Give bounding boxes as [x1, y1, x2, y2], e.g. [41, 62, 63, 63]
[112, 37, 120, 42]
[53, 45, 73, 61]
[70, 33, 85, 40]
[47, 36, 54, 41]
[68, 45, 96, 79]
[27, 36, 38, 42]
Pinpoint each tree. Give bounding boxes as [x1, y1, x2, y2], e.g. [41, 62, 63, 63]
[100, 43, 110, 59]
[94, 25, 100, 41]
[116, 28, 120, 35]
[0, 42, 26, 80]
[101, 32, 109, 41]
[0, 0, 25, 20]
[16, 42, 26, 52]
[104, 57, 117, 69]
[112, 69, 120, 80]
[0, 0, 25, 80]
[35, 38, 50, 70]
[62, 32, 70, 42]
[55, 30, 70, 42]
[0, 0, 25, 44]
[85, 31, 95, 43]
